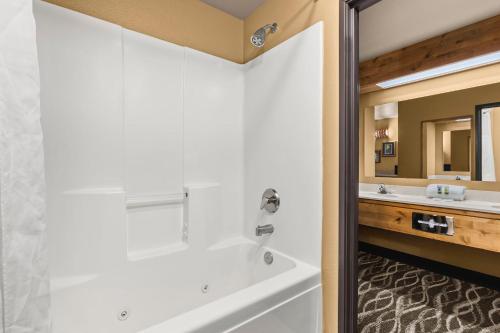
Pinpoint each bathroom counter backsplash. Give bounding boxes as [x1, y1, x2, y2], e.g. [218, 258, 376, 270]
[359, 183, 500, 215]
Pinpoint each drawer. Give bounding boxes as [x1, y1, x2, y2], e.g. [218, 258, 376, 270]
[359, 200, 500, 253]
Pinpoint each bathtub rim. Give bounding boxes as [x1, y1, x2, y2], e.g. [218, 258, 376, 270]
[140, 255, 321, 333]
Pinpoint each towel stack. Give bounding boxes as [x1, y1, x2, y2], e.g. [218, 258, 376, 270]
[425, 184, 466, 201]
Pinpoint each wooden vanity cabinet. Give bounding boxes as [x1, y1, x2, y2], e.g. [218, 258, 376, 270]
[359, 199, 500, 253]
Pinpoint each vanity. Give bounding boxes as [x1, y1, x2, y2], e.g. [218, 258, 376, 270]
[353, 17, 500, 279]
[357, 58, 500, 277]
[359, 184, 500, 253]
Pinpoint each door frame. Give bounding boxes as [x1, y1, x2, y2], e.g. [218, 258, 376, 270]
[338, 0, 381, 332]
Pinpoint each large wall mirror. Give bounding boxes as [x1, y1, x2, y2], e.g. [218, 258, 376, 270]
[364, 81, 500, 182]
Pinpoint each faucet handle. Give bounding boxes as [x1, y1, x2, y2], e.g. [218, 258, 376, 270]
[260, 188, 280, 213]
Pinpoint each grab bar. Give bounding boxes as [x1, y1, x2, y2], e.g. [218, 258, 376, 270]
[126, 192, 187, 209]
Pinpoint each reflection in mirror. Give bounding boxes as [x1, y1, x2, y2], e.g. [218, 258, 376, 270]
[374, 103, 398, 177]
[366, 82, 500, 182]
[476, 103, 500, 181]
[422, 117, 471, 181]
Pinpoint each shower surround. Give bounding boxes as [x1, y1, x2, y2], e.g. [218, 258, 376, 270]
[34, 1, 323, 332]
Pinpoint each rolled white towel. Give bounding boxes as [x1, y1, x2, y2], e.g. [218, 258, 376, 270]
[425, 184, 466, 201]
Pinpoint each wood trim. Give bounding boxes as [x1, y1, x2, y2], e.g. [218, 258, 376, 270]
[360, 14, 500, 93]
[359, 198, 500, 220]
[359, 199, 500, 253]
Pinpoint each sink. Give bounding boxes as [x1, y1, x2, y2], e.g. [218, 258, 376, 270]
[369, 192, 398, 198]
[491, 205, 500, 210]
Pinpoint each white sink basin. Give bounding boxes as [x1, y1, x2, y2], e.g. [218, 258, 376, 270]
[369, 192, 398, 198]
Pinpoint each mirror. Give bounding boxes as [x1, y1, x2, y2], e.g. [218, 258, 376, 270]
[366, 81, 500, 182]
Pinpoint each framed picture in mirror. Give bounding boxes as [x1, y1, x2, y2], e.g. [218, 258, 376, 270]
[382, 142, 396, 157]
[375, 150, 381, 163]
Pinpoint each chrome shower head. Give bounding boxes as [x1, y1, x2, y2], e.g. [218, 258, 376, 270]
[250, 23, 278, 48]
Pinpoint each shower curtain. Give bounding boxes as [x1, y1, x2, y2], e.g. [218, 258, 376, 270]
[0, 0, 50, 332]
[481, 109, 496, 182]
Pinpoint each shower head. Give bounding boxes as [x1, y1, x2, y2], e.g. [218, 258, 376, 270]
[250, 23, 278, 48]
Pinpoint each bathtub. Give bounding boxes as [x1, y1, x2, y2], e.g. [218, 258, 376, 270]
[50, 240, 322, 333]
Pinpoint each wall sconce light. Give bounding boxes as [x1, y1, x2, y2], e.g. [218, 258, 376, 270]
[375, 128, 389, 139]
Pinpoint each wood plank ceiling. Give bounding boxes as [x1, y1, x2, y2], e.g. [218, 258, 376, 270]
[360, 15, 500, 94]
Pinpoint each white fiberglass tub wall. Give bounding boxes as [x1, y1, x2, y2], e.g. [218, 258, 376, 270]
[34, 1, 323, 332]
[244, 25, 323, 267]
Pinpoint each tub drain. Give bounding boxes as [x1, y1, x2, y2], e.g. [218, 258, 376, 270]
[117, 308, 130, 321]
[264, 251, 274, 265]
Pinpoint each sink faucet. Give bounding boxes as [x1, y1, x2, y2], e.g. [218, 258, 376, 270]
[378, 184, 389, 194]
[256, 224, 274, 236]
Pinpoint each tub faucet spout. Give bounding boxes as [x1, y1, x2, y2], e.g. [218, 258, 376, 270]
[256, 224, 274, 236]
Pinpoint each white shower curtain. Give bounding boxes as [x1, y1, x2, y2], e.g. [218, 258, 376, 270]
[0, 0, 50, 332]
[481, 109, 496, 182]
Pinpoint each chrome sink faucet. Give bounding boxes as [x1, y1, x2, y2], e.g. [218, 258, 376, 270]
[378, 184, 389, 194]
[256, 224, 274, 236]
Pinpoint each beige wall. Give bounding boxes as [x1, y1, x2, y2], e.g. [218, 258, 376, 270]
[44, 1, 340, 331]
[43, 0, 244, 63]
[451, 130, 471, 172]
[452, 131, 470, 171]
[422, 122, 436, 178]
[364, 107, 376, 178]
[244, 1, 339, 332]
[443, 131, 451, 164]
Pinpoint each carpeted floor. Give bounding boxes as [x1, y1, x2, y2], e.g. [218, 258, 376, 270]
[358, 251, 500, 333]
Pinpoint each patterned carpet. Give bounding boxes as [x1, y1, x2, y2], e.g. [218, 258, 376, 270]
[358, 251, 500, 333]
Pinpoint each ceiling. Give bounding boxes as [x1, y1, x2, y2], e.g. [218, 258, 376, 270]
[201, 0, 266, 19]
[360, 0, 500, 61]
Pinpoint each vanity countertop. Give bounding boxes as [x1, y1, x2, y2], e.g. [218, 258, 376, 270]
[359, 183, 500, 215]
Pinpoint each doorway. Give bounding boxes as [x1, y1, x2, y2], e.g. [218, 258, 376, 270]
[338, 1, 381, 332]
[340, 1, 500, 332]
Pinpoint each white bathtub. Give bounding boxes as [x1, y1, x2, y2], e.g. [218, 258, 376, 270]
[50, 240, 322, 333]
